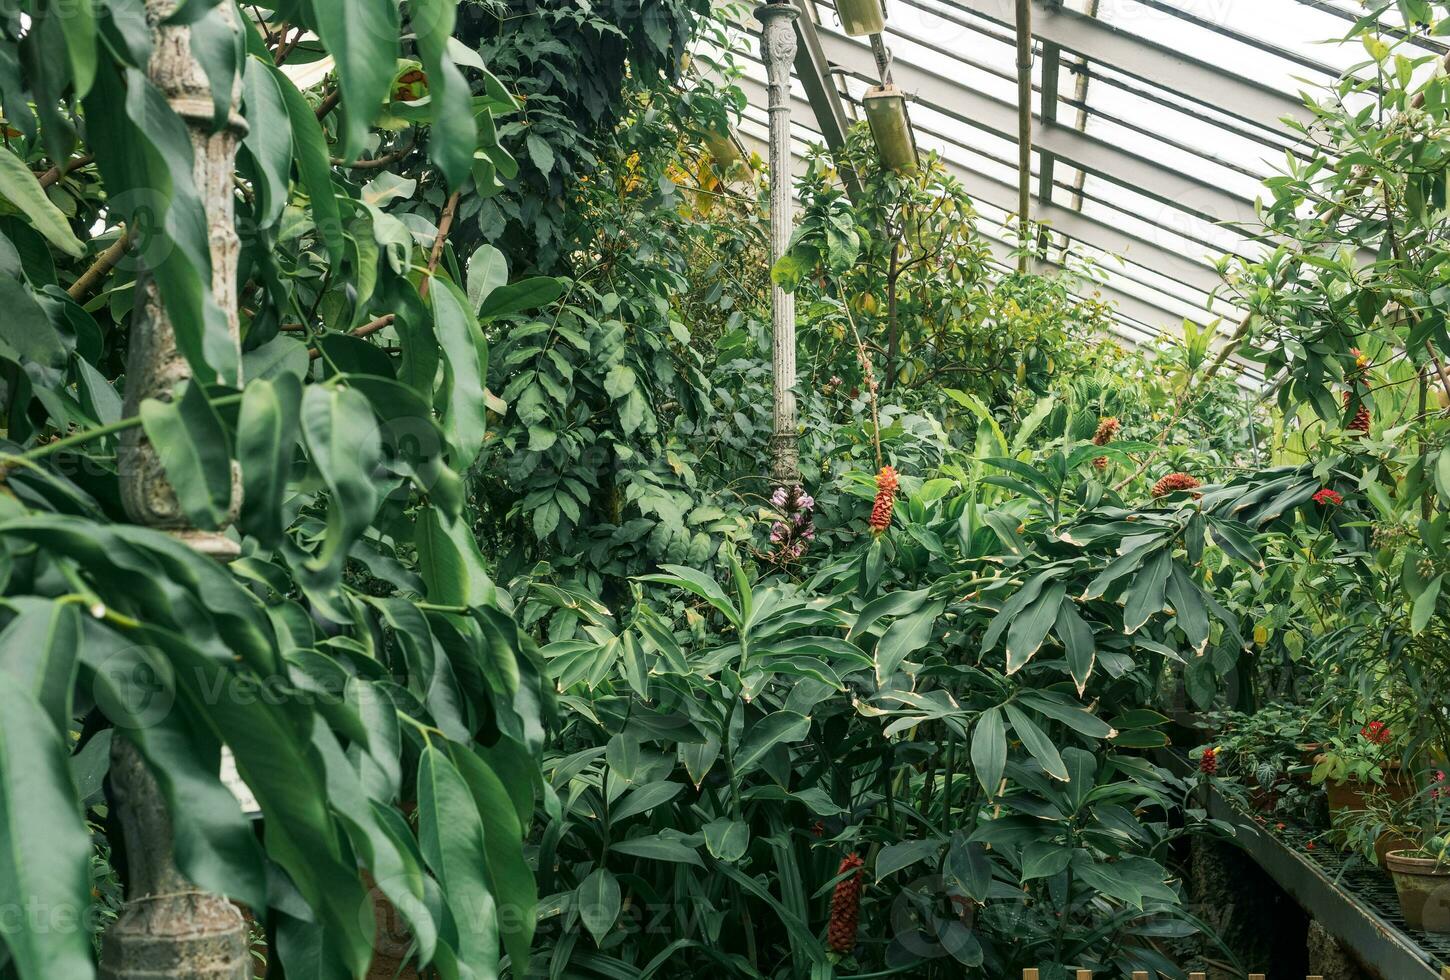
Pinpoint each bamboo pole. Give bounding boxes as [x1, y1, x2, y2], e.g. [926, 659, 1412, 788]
[1013, 0, 1032, 272]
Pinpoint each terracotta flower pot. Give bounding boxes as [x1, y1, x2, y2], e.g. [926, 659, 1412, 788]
[1324, 769, 1414, 816]
[1384, 851, 1450, 934]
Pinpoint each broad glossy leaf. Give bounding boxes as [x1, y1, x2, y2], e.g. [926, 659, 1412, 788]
[411, 0, 477, 188]
[702, 818, 749, 862]
[450, 745, 537, 971]
[467, 244, 508, 313]
[241, 56, 293, 229]
[874, 599, 942, 682]
[140, 380, 234, 530]
[1005, 581, 1065, 674]
[0, 685, 94, 980]
[970, 706, 1005, 797]
[85, 61, 237, 384]
[1053, 597, 1095, 694]
[0, 276, 68, 389]
[1004, 703, 1068, 781]
[0, 145, 83, 256]
[0, 597, 79, 732]
[477, 276, 566, 319]
[269, 64, 344, 263]
[432, 279, 490, 470]
[417, 744, 500, 975]
[610, 779, 683, 822]
[735, 711, 809, 777]
[312, 0, 400, 157]
[576, 868, 620, 946]
[301, 384, 382, 578]
[237, 373, 302, 547]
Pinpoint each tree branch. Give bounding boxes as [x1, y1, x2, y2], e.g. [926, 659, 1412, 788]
[68, 230, 130, 301]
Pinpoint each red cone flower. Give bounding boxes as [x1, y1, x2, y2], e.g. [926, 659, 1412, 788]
[827, 854, 865, 954]
[869, 466, 899, 535]
[1092, 417, 1120, 447]
[1199, 747, 1218, 775]
[1093, 456, 1108, 471]
[1344, 391, 1371, 435]
[1151, 472, 1201, 499]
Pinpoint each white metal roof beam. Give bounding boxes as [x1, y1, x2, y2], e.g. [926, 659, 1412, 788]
[733, 71, 1227, 296]
[938, 0, 1314, 133]
[817, 28, 1264, 232]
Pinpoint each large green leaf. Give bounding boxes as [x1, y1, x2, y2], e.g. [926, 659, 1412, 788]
[0, 685, 95, 980]
[241, 55, 293, 229]
[734, 710, 809, 777]
[1004, 702, 1068, 781]
[970, 706, 1005, 797]
[0, 145, 83, 256]
[237, 373, 302, 547]
[1005, 581, 1066, 674]
[161, 630, 375, 974]
[139, 380, 235, 530]
[0, 276, 68, 389]
[85, 60, 237, 384]
[300, 384, 382, 578]
[575, 868, 620, 947]
[269, 63, 345, 263]
[311, 0, 400, 158]
[873, 599, 941, 683]
[477, 276, 566, 319]
[417, 744, 501, 975]
[416, 503, 497, 608]
[0, 597, 79, 732]
[432, 279, 490, 470]
[411, 0, 477, 188]
[83, 621, 267, 914]
[450, 745, 537, 972]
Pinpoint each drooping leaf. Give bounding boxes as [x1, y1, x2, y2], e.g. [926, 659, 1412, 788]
[0, 145, 84, 256]
[0, 685, 95, 980]
[311, 0, 400, 158]
[139, 380, 235, 530]
[237, 373, 302, 547]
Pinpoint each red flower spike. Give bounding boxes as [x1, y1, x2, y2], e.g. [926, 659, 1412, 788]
[1092, 417, 1120, 447]
[1152, 472, 1201, 499]
[827, 854, 865, 954]
[869, 466, 899, 535]
[1199, 747, 1218, 775]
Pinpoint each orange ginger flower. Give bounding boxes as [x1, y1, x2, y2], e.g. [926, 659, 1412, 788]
[827, 854, 865, 953]
[1151, 472, 1201, 499]
[869, 466, 898, 535]
[1092, 417, 1120, 446]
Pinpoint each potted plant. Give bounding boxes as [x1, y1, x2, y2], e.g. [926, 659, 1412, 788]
[1194, 706, 1326, 818]
[1311, 721, 1416, 816]
[1381, 776, 1450, 933]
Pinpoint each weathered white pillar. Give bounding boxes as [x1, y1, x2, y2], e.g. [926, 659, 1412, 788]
[118, 0, 244, 560]
[103, 2, 251, 977]
[756, 2, 800, 486]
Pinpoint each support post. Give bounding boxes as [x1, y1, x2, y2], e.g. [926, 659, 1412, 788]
[1014, 0, 1033, 272]
[102, 2, 251, 977]
[756, 1, 801, 486]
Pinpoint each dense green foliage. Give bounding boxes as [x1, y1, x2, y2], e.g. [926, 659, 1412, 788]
[2, 0, 1448, 978]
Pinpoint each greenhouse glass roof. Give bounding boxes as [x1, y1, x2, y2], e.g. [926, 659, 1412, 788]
[715, 0, 1450, 386]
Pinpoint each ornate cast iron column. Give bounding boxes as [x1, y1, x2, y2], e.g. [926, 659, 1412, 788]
[102, 2, 251, 977]
[756, 1, 801, 486]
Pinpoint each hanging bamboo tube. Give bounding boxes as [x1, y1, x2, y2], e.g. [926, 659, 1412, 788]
[1013, 0, 1033, 272]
